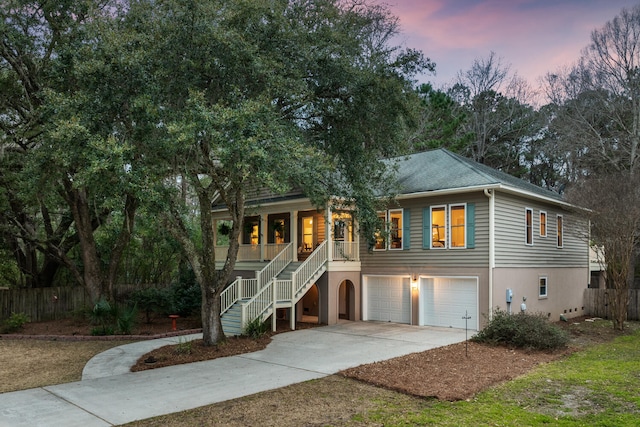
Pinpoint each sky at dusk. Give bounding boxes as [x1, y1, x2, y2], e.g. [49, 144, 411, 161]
[382, 0, 640, 89]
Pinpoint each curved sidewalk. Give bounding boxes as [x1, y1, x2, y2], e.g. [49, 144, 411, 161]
[82, 333, 202, 380]
[0, 322, 467, 427]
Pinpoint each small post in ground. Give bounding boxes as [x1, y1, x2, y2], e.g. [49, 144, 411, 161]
[462, 310, 471, 357]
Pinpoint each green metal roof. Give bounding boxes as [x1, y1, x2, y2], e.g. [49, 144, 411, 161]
[392, 149, 564, 202]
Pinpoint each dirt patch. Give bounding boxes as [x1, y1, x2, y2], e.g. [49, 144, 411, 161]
[341, 341, 571, 401]
[131, 335, 272, 371]
[4, 313, 203, 339]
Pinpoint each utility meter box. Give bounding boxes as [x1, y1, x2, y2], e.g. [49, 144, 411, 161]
[506, 288, 513, 303]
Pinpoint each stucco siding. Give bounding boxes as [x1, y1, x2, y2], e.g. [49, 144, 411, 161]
[493, 267, 588, 321]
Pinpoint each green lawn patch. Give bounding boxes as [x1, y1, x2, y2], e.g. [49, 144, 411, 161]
[353, 329, 640, 426]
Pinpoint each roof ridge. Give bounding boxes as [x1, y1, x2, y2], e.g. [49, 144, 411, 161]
[437, 148, 500, 183]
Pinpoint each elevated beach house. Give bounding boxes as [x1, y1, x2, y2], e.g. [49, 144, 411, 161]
[213, 149, 589, 335]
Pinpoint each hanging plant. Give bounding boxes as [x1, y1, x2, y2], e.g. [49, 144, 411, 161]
[217, 222, 232, 236]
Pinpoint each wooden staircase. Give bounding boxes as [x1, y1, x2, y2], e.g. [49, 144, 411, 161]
[220, 241, 329, 336]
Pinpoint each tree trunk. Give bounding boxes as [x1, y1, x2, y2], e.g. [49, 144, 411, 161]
[63, 181, 106, 303]
[201, 282, 225, 346]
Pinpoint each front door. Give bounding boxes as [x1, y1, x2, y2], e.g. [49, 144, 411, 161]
[297, 211, 326, 260]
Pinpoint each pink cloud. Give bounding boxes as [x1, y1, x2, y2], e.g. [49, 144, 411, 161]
[381, 0, 640, 86]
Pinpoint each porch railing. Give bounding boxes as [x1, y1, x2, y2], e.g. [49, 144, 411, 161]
[333, 241, 359, 261]
[215, 243, 290, 262]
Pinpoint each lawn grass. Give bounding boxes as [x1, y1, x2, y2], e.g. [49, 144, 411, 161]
[353, 330, 640, 426]
[0, 339, 131, 393]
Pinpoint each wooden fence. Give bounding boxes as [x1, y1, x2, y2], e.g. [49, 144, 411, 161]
[0, 285, 165, 323]
[583, 288, 640, 321]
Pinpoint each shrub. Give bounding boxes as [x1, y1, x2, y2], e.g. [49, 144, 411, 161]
[128, 288, 171, 323]
[168, 283, 201, 317]
[472, 308, 569, 350]
[115, 304, 138, 335]
[89, 298, 115, 335]
[243, 316, 269, 339]
[1, 312, 29, 333]
[174, 338, 193, 355]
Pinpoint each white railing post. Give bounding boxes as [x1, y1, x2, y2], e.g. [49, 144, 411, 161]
[237, 276, 243, 300]
[241, 303, 247, 333]
[272, 276, 277, 331]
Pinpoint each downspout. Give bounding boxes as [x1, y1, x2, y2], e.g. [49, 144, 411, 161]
[484, 188, 495, 320]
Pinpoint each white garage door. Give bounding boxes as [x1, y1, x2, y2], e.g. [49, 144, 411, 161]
[366, 276, 411, 324]
[420, 277, 477, 330]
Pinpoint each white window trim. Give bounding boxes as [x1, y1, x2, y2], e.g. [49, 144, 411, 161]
[449, 203, 467, 249]
[525, 207, 534, 246]
[556, 214, 564, 248]
[388, 208, 404, 251]
[539, 276, 548, 298]
[539, 210, 547, 237]
[430, 205, 447, 249]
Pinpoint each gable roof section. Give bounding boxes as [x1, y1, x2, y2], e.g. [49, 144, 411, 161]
[392, 149, 566, 205]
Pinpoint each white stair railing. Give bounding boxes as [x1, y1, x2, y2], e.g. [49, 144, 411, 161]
[256, 242, 293, 289]
[228, 241, 329, 332]
[241, 280, 275, 330]
[221, 277, 259, 315]
[291, 240, 328, 299]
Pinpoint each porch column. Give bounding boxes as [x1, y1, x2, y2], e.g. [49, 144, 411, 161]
[292, 210, 299, 262]
[327, 205, 333, 262]
[260, 215, 267, 261]
[290, 304, 296, 330]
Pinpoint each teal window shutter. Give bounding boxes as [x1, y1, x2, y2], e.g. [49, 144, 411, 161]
[467, 203, 476, 249]
[403, 209, 411, 250]
[422, 207, 430, 249]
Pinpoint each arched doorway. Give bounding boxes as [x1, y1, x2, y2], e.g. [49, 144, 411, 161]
[338, 280, 355, 320]
[301, 284, 319, 323]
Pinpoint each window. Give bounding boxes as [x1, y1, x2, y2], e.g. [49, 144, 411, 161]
[525, 208, 533, 245]
[539, 211, 547, 237]
[450, 204, 466, 248]
[375, 209, 404, 250]
[389, 209, 403, 249]
[557, 215, 563, 248]
[243, 216, 260, 245]
[539, 276, 548, 298]
[431, 206, 446, 248]
[374, 211, 387, 250]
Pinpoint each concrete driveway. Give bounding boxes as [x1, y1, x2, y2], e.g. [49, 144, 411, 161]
[0, 322, 466, 427]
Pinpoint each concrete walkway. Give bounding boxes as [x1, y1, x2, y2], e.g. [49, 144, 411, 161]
[0, 322, 467, 427]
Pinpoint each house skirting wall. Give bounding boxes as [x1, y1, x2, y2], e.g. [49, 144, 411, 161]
[301, 271, 361, 325]
[492, 267, 588, 321]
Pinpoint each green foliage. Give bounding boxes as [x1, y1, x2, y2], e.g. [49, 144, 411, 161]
[169, 283, 201, 317]
[243, 317, 269, 339]
[1, 312, 30, 333]
[89, 298, 115, 336]
[115, 304, 138, 335]
[174, 338, 193, 355]
[128, 288, 172, 323]
[472, 308, 569, 350]
[88, 298, 138, 335]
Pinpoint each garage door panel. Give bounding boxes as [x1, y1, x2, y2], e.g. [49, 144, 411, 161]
[366, 276, 410, 324]
[421, 278, 477, 330]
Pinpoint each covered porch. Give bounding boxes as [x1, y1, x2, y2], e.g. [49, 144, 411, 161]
[213, 208, 360, 264]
